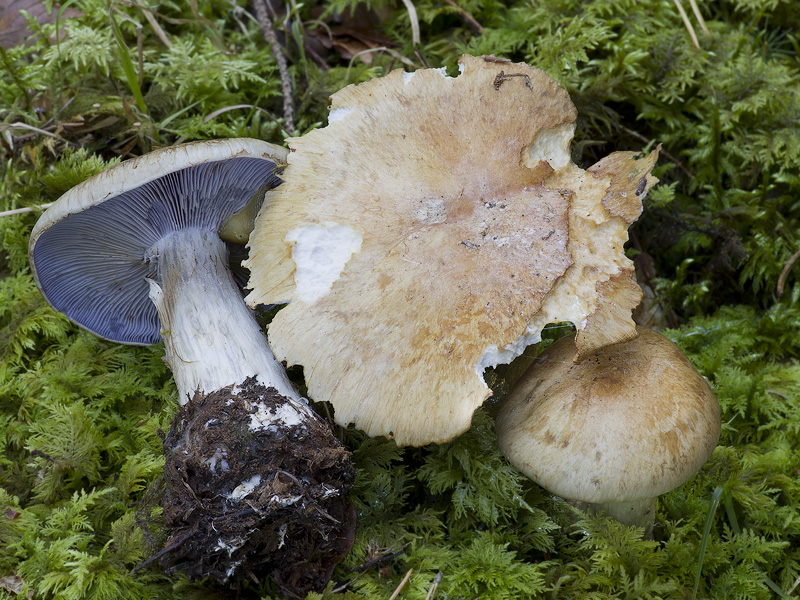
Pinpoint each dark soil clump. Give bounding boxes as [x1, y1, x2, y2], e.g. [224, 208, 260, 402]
[158, 378, 356, 598]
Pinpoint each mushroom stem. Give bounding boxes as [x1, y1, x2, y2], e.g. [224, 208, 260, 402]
[144, 228, 356, 593]
[146, 228, 298, 404]
[588, 499, 656, 533]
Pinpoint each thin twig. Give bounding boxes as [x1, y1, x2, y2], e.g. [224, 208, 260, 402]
[687, 0, 710, 37]
[137, 24, 144, 92]
[400, 0, 421, 46]
[617, 124, 693, 180]
[0, 203, 53, 219]
[203, 104, 277, 123]
[131, 529, 194, 574]
[344, 47, 420, 81]
[776, 248, 800, 299]
[345, 550, 404, 573]
[425, 571, 443, 600]
[787, 574, 800, 596]
[0, 123, 66, 142]
[384, 48, 423, 69]
[673, 0, 700, 49]
[140, 8, 172, 48]
[189, 0, 230, 54]
[345, 47, 389, 80]
[441, 0, 483, 33]
[388, 569, 413, 600]
[253, 0, 295, 135]
[332, 542, 410, 592]
[332, 570, 367, 593]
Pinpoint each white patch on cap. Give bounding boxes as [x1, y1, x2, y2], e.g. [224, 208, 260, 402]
[527, 122, 575, 169]
[475, 330, 542, 379]
[328, 107, 353, 123]
[228, 474, 262, 500]
[287, 222, 362, 303]
[414, 196, 447, 224]
[402, 71, 416, 85]
[433, 66, 451, 78]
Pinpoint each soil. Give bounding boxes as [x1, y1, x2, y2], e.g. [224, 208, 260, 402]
[158, 378, 356, 598]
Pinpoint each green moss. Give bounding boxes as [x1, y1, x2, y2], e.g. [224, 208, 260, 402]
[2, 0, 800, 598]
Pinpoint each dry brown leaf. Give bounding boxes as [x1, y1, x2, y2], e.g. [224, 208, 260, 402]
[0, 574, 33, 599]
[0, 0, 81, 49]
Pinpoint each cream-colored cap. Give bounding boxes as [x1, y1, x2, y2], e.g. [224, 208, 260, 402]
[496, 328, 721, 503]
[245, 55, 658, 446]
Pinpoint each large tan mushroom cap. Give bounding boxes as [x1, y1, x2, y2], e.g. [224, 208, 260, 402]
[496, 328, 721, 503]
[245, 55, 658, 446]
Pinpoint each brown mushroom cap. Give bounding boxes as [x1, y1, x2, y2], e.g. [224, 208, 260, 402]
[245, 55, 659, 446]
[496, 328, 721, 503]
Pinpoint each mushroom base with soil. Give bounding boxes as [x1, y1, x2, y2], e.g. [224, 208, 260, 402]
[144, 228, 357, 594]
[159, 379, 356, 598]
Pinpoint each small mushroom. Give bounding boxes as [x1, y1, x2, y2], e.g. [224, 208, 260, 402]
[28, 139, 355, 596]
[245, 54, 659, 446]
[495, 327, 721, 531]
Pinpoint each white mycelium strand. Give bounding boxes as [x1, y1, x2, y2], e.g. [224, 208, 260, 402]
[228, 474, 262, 500]
[249, 401, 308, 432]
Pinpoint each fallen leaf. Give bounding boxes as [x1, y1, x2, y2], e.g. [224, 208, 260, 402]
[0, 0, 82, 49]
[0, 574, 33, 599]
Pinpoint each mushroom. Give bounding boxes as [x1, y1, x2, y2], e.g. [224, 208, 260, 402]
[495, 327, 721, 531]
[244, 54, 659, 446]
[29, 138, 298, 401]
[28, 139, 355, 596]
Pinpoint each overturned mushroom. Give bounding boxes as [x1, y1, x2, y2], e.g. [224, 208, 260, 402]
[28, 139, 355, 596]
[496, 328, 721, 532]
[245, 55, 659, 446]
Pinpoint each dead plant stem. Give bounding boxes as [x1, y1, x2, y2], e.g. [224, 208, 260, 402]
[425, 571, 443, 600]
[777, 248, 800, 299]
[253, 0, 295, 135]
[442, 0, 484, 33]
[389, 569, 413, 600]
[673, 0, 700, 49]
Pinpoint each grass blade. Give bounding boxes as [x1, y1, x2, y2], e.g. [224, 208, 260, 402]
[158, 98, 205, 129]
[692, 485, 724, 600]
[108, 10, 148, 116]
[723, 489, 741, 535]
